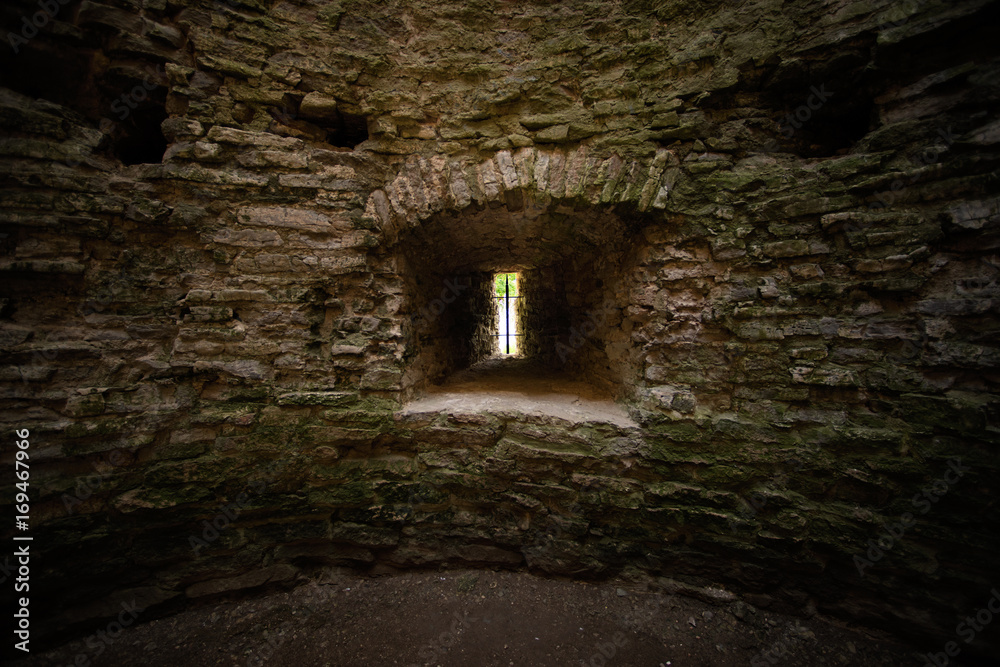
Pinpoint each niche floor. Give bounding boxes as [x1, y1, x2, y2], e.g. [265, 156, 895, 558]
[404, 357, 636, 427]
[19, 570, 919, 666]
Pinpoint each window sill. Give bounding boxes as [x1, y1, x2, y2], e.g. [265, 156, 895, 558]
[400, 357, 636, 428]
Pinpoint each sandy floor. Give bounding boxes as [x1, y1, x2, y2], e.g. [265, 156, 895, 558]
[16, 569, 924, 667]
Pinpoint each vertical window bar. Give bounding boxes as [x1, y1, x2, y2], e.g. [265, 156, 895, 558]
[505, 273, 510, 354]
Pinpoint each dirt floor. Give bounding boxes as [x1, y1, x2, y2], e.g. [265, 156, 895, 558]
[17, 569, 930, 667]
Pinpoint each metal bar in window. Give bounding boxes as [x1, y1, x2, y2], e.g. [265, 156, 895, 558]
[505, 273, 510, 354]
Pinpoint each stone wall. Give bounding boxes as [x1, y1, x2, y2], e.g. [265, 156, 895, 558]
[1, 0, 999, 659]
[519, 265, 566, 365]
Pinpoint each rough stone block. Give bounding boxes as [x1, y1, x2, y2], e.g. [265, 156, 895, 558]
[185, 565, 298, 598]
[236, 207, 342, 233]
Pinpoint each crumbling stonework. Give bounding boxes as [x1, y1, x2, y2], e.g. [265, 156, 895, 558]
[1, 0, 999, 660]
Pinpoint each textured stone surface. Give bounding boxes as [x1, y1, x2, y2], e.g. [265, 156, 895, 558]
[0, 0, 998, 661]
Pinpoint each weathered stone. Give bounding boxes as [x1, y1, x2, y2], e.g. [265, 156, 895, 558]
[535, 124, 570, 143]
[298, 92, 339, 120]
[161, 117, 204, 141]
[3, 3, 998, 661]
[206, 125, 303, 150]
[763, 240, 810, 258]
[236, 207, 345, 233]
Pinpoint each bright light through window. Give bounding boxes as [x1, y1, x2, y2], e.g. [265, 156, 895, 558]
[494, 272, 520, 355]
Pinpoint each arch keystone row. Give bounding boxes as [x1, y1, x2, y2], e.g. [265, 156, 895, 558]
[363, 146, 680, 244]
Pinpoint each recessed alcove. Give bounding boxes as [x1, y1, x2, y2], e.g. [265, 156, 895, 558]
[401, 356, 638, 427]
[395, 196, 652, 413]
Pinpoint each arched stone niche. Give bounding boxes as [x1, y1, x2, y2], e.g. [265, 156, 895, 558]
[364, 147, 678, 402]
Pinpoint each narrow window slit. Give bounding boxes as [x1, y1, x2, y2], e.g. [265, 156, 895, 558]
[494, 272, 521, 356]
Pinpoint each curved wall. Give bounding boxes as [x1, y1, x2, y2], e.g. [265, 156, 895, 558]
[0, 0, 999, 659]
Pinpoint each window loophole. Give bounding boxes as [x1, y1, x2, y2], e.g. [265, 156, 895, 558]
[494, 272, 521, 356]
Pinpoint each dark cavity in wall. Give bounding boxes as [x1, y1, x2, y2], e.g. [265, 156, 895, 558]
[0, 5, 90, 111]
[328, 109, 370, 148]
[874, 1, 1000, 82]
[0, 0, 172, 166]
[268, 93, 370, 148]
[764, 53, 876, 157]
[94, 65, 170, 165]
[711, 39, 878, 157]
[113, 104, 168, 165]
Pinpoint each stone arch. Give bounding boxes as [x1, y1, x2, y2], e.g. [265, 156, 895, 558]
[363, 146, 680, 400]
[362, 146, 680, 244]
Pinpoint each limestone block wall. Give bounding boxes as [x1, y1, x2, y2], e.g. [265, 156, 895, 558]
[0, 0, 999, 659]
[519, 265, 569, 366]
